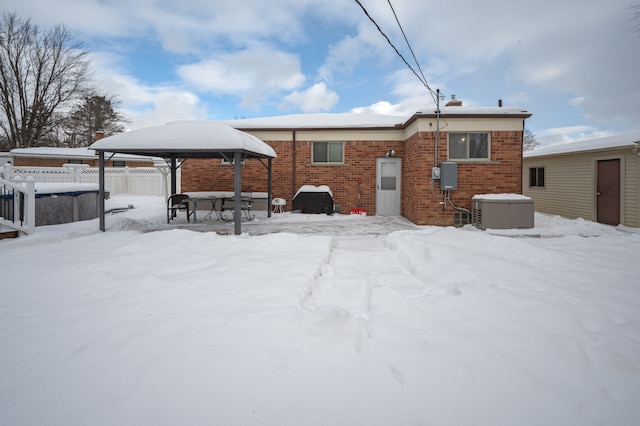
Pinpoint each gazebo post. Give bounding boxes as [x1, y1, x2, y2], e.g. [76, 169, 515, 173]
[233, 151, 242, 235]
[99, 151, 106, 232]
[170, 157, 177, 196]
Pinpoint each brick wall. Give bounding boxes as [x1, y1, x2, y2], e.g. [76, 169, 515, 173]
[403, 130, 523, 225]
[181, 139, 405, 214]
[181, 129, 524, 225]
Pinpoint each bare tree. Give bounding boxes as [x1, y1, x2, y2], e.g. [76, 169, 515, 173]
[0, 12, 91, 149]
[62, 94, 128, 147]
[523, 127, 540, 151]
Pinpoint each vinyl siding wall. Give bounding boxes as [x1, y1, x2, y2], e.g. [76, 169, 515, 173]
[523, 147, 640, 227]
[624, 150, 639, 227]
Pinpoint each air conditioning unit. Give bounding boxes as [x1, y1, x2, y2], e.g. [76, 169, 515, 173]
[472, 195, 534, 230]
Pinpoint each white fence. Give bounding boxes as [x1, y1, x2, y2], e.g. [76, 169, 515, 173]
[0, 176, 36, 234]
[0, 164, 180, 198]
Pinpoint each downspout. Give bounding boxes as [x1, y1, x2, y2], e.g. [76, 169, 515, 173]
[435, 88, 440, 167]
[520, 118, 526, 193]
[291, 130, 297, 199]
[267, 157, 272, 218]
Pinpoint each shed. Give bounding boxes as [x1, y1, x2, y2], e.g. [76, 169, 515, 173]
[89, 121, 277, 235]
[523, 131, 640, 227]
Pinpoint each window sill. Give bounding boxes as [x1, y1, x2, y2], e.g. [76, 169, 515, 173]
[307, 163, 350, 167]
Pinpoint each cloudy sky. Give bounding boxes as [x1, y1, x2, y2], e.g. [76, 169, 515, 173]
[6, 0, 640, 145]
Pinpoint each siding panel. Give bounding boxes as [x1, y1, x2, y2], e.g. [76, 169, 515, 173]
[624, 151, 639, 226]
[524, 155, 593, 220]
[524, 147, 640, 227]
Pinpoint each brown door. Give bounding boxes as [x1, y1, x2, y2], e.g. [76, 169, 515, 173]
[596, 159, 620, 226]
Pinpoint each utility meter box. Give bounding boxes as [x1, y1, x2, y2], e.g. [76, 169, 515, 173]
[440, 161, 457, 190]
[431, 166, 440, 180]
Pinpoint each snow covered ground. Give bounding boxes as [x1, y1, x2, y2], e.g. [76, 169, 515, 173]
[1, 195, 639, 425]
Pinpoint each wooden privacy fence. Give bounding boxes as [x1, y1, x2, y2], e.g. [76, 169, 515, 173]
[0, 164, 179, 198]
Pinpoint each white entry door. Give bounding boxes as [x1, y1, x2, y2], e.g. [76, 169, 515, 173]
[376, 157, 401, 216]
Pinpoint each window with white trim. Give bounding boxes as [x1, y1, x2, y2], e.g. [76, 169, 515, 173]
[448, 132, 490, 160]
[312, 142, 344, 164]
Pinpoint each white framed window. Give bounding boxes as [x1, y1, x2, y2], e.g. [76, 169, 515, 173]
[448, 132, 490, 160]
[312, 142, 344, 164]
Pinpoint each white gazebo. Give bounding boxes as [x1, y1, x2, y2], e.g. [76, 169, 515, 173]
[90, 121, 277, 235]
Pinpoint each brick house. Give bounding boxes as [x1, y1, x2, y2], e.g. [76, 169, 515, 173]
[180, 104, 531, 226]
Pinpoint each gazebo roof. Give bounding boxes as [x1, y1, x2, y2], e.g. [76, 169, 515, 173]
[90, 120, 276, 236]
[89, 121, 277, 159]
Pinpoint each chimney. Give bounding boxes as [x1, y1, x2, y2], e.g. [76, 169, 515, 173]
[498, 99, 503, 107]
[445, 94, 462, 107]
[95, 131, 105, 141]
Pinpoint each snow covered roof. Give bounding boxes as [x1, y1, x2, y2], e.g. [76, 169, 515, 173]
[90, 121, 276, 159]
[9, 147, 156, 162]
[525, 131, 640, 158]
[11, 147, 96, 159]
[222, 108, 531, 131]
[416, 106, 531, 117]
[222, 112, 407, 129]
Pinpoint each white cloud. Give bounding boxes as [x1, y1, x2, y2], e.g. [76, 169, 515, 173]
[280, 83, 339, 113]
[123, 91, 209, 130]
[351, 101, 408, 116]
[5, 0, 640, 136]
[90, 52, 208, 129]
[537, 126, 616, 146]
[318, 22, 394, 82]
[177, 47, 305, 108]
[568, 97, 584, 107]
[351, 69, 442, 116]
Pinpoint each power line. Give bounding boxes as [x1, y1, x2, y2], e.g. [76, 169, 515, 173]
[353, 1, 426, 87]
[353, 0, 438, 105]
[386, 0, 439, 106]
[386, 1, 428, 88]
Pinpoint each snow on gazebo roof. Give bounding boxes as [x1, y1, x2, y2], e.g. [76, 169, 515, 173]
[89, 121, 276, 159]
